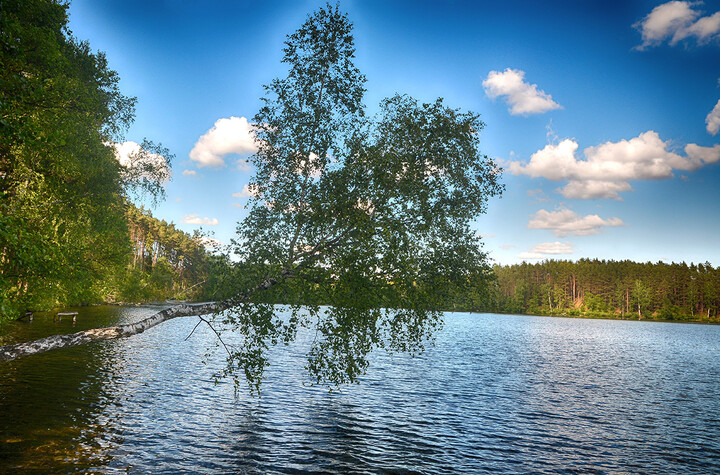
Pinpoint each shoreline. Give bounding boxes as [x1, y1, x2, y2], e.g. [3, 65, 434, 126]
[458, 309, 720, 325]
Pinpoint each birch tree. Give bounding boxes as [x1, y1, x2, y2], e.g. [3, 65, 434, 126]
[0, 4, 503, 392]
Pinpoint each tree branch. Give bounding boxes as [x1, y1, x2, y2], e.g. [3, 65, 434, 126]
[197, 315, 232, 358]
[0, 301, 223, 362]
[0, 246, 334, 363]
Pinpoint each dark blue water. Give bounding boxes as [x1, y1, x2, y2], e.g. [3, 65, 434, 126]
[1, 307, 719, 473]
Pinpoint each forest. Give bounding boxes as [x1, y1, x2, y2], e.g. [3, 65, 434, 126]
[457, 259, 720, 323]
[2, 0, 719, 328]
[0, 0, 214, 317]
[1, 200, 217, 316]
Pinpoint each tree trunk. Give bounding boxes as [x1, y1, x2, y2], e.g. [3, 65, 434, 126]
[0, 265, 299, 363]
[0, 301, 223, 362]
[626, 287, 629, 314]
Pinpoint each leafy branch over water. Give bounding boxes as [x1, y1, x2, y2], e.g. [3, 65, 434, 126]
[0, 3, 502, 392]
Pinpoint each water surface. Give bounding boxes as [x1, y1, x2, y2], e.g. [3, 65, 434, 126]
[1, 307, 719, 473]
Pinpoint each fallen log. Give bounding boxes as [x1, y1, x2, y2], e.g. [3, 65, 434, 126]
[16, 312, 33, 321]
[0, 257, 301, 364]
[0, 301, 224, 363]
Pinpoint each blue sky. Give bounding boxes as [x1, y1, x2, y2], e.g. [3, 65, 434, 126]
[67, 0, 720, 266]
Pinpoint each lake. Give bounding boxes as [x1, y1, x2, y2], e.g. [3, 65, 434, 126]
[1, 306, 719, 473]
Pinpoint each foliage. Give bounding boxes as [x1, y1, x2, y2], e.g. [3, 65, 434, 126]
[212, 5, 502, 392]
[0, 0, 171, 316]
[117, 205, 214, 302]
[473, 259, 720, 322]
[631, 279, 651, 318]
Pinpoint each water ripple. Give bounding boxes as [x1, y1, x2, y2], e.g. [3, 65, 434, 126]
[2, 310, 720, 472]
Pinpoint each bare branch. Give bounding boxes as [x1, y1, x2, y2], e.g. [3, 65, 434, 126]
[197, 315, 232, 358]
[184, 318, 204, 341]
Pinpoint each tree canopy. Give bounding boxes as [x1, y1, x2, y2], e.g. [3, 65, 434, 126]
[0, 0, 171, 316]
[0, 4, 502, 393]
[216, 5, 503, 390]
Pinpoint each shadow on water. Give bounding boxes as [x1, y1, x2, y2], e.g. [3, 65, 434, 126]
[0, 306, 173, 472]
[2, 311, 120, 470]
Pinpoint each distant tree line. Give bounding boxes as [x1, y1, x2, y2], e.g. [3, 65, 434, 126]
[459, 259, 720, 322]
[117, 206, 214, 303]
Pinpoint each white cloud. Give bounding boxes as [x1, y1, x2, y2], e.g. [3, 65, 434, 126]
[182, 169, 197, 176]
[707, 99, 720, 135]
[510, 139, 581, 181]
[518, 241, 574, 259]
[528, 208, 624, 237]
[113, 141, 171, 183]
[483, 68, 561, 116]
[179, 214, 219, 226]
[509, 131, 720, 200]
[635, 1, 720, 49]
[196, 236, 224, 250]
[685, 143, 720, 166]
[189, 116, 257, 168]
[232, 183, 260, 199]
[681, 11, 720, 43]
[558, 180, 633, 200]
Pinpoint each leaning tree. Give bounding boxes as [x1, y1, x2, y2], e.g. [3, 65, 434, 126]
[0, 4, 503, 392]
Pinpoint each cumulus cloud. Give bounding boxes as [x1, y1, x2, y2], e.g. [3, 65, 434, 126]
[558, 180, 633, 200]
[179, 214, 219, 226]
[196, 236, 224, 250]
[509, 131, 720, 199]
[232, 183, 260, 199]
[635, 1, 720, 49]
[528, 208, 624, 237]
[685, 143, 720, 165]
[113, 141, 171, 183]
[483, 68, 562, 116]
[518, 241, 574, 260]
[189, 116, 257, 168]
[182, 169, 197, 176]
[707, 99, 720, 135]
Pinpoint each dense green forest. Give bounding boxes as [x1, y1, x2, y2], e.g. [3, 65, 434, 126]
[0, 0, 213, 317]
[117, 205, 215, 303]
[2, 0, 719, 327]
[1, 198, 216, 316]
[457, 259, 720, 323]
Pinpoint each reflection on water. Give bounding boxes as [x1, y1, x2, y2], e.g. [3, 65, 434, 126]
[1, 307, 720, 473]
